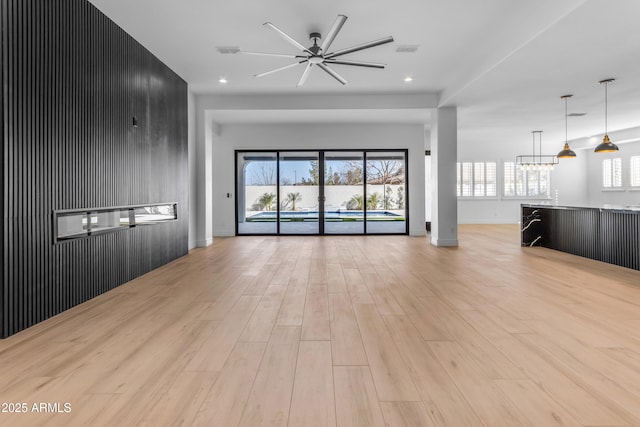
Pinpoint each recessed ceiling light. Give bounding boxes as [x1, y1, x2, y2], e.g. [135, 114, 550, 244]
[396, 45, 420, 53]
[404, 76, 413, 83]
[218, 78, 228, 84]
[216, 46, 240, 54]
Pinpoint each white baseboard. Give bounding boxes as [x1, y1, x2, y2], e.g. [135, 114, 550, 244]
[196, 238, 214, 247]
[430, 237, 459, 247]
[459, 219, 518, 224]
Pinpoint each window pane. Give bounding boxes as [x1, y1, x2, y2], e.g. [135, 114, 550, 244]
[539, 170, 550, 197]
[365, 151, 406, 234]
[631, 156, 640, 187]
[613, 158, 622, 187]
[603, 158, 612, 188]
[500, 168, 552, 198]
[504, 162, 515, 196]
[473, 162, 485, 196]
[486, 162, 497, 197]
[461, 162, 473, 197]
[527, 170, 539, 196]
[238, 152, 278, 234]
[324, 152, 364, 234]
[516, 165, 526, 197]
[514, 165, 527, 197]
[280, 152, 319, 235]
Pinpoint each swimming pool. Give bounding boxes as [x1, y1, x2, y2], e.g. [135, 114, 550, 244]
[246, 210, 404, 222]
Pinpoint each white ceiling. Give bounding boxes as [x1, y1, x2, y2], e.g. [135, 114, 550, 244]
[208, 109, 431, 125]
[89, 0, 640, 151]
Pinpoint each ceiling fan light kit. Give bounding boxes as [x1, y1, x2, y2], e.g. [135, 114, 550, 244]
[239, 15, 394, 86]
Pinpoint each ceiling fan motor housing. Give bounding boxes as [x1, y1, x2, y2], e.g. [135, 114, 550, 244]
[309, 32, 322, 56]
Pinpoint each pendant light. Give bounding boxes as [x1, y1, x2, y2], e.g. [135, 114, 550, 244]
[557, 95, 576, 158]
[516, 131, 558, 170]
[594, 78, 619, 153]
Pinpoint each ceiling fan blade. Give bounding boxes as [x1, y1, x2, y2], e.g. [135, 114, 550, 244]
[317, 63, 347, 85]
[325, 36, 394, 59]
[239, 51, 306, 59]
[255, 60, 307, 78]
[264, 22, 313, 55]
[297, 63, 314, 87]
[324, 59, 386, 69]
[320, 15, 347, 53]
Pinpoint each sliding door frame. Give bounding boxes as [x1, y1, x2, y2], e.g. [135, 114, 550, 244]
[235, 149, 409, 236]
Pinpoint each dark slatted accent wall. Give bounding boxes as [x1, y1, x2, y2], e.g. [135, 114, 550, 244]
[1, 0, 188, 338]
[1, 0, 6, 336]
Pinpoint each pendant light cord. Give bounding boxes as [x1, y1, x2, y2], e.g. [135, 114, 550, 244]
[538, 131, 542, 164]
[531, 131, 543, 165]
[604, 81, 608, 135]
[532, 132, 535, 159]
[565, 97, 568, 143]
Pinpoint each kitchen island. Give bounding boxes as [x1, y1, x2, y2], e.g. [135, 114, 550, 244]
[521, 204, 640, 271]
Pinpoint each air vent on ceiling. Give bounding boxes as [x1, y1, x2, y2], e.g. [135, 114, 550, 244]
[395, 45, 420, 53]
[216, 46, 241, 54]
[567, 113, 587, 117]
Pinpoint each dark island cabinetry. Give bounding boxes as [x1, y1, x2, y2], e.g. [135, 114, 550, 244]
[521, 204, 640, 271]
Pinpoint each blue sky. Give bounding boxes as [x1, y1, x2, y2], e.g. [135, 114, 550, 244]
[246, 160, 317, 185]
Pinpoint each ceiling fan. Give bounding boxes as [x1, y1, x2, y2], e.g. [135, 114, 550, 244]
[239, 15, 394, 86]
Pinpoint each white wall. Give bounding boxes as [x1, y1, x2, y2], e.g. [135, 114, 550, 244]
[552, 153, 589, 206]
[211, 122, 426, 236]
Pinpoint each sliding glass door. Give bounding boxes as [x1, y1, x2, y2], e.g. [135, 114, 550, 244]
[237, 152, 278, 234]
[279, 152, 319, 235]
[366, 151, 407, 234]
[236, 150, 408, 235]
[324, 152, 365, 234]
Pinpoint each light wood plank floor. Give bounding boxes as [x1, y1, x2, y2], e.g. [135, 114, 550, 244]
[1, 224, 640, 426]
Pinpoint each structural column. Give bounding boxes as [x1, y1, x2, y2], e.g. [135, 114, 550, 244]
[430, 107, 458, 246]
[195, 102, 213, 247]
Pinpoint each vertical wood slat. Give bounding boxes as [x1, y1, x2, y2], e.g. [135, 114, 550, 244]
[1, 0, 6, 334]
[1, 0, 188, 338]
